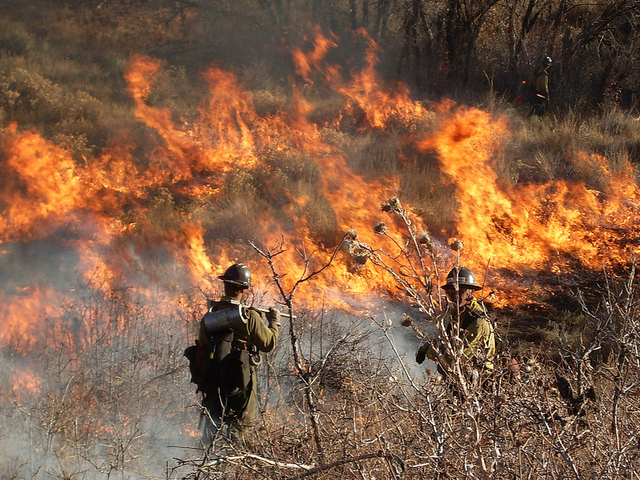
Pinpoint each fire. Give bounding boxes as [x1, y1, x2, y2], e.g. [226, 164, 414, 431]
[122, 34, 408, 304]
[1, 27, 640, 354]
[291, 25, 340, 85]
[1, 123, 86, 241]
[10, 369, 42, 397]
[418, 105, 640, 302]
[0, 284, 62, 348]
[336, 30, 428, 129]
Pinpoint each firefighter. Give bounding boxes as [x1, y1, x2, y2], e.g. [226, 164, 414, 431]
[198, 263, 280, 442]
[529, 56, 552, 116]
[416, 267, 496, 382]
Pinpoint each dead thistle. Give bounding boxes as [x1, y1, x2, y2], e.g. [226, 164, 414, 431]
[417, 231, 435, 251]
[381, 197, 403, 214]
[450, 238, 464, 252]
[373, 222, 388, 235]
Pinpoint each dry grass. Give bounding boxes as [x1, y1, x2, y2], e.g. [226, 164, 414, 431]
[1, 250, 639, 479]
[1, 2, 640, 479]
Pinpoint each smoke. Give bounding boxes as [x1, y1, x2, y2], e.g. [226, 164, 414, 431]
[0, 279, 204, 479]
[3, 13, 640, 477]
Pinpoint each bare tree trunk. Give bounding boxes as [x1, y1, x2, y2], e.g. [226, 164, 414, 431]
[374, 0, 392, 39]
[505, 0, 546, 91]
[349, 0, 358, 29]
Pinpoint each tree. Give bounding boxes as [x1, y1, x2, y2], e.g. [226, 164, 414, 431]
[444, 0, 501, 86]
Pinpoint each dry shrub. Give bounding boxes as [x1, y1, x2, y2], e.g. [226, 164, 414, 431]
[182, 271, 639, 479]
[503, 107, 640, 191]
[240, 61, 290, 117]
[139, 187, 184, 236]
[1, 281, 194, 480]
[324, 128, 402, 178]
[255, 146, 341, 246]
[0, 21, 35, 57]
[258, 147, 320, 197]
[146, 64, 206, 123]
[201, 203, 265, 244]
[251, 89, 291, 117]
[0, 67, 111, 152]
[585, 108, 640, 166]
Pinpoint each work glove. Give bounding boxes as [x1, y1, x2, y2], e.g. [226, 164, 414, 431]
[266, 307, 281, 327]
[416, 343, 429, 364]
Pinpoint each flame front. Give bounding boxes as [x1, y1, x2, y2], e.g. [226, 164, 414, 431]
[419, 105, 640, 280]
[2, 29, 639, 354]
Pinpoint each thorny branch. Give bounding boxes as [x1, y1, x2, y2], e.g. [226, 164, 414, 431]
[284, 451, 404, 480]
[250, 233, 350, 462]
[175, 452, 315, 474]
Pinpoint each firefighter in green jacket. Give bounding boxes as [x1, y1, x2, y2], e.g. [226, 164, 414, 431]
[530, 56, 552, 116]
[416, 267, 496, 378]
[199, 263, 280, 440]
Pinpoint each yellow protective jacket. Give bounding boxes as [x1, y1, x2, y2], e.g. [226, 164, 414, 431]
[459, 299, 496, 372]
[530, 66, 549, 99]
[426, 298, 496, 373]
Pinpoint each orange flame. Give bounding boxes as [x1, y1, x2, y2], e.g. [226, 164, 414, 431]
[418, 105, 640, 302]
[1, 123, 86, 241]
[10, 369, 43, 397]
[2, 28, 640, 353]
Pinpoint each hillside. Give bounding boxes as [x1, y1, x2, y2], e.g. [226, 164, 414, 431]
[1, 1, 640, 478]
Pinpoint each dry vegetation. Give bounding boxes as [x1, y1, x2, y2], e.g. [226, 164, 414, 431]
[1, 0, 640, 479]
[3, 261, 640, 479]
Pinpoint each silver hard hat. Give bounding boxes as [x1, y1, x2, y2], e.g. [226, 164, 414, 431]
[442, 266, 482, 291]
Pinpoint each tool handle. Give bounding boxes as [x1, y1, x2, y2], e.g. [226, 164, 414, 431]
[253, 306, 296, 319]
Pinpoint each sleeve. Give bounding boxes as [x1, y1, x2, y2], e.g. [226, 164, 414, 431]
[245, 308, 279, 353]
[461, 319, 492, 362]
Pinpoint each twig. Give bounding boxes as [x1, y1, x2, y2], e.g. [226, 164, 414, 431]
[201, 453, 314, 470]
[284, 451, 404, 479]
[535, 403, 585, 480]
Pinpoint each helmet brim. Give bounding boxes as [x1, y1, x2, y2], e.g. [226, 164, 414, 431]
[442, 283, 482, 291]
[219, 276, 250, 287]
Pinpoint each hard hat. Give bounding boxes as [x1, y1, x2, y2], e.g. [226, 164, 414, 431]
[542, 56, 552, 66]
[219, 263, 252, 287]
[442, 267, 482, 291]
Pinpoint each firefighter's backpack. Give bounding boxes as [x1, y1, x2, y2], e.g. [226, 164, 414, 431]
[184, 300, 251, 396]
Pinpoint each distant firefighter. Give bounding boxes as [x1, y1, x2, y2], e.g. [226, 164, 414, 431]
[529, 56, 552, 116]
[416, 267, 496, 386]
[185, 263, 280, 444]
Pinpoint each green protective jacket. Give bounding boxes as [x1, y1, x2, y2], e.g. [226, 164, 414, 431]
[232, 306, 279, 353]
[198, 298, 279, 352]
[199, 297, 279, 428]
[426, 297, 496, 374]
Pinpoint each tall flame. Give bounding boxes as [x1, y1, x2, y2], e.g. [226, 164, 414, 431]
[419, 106, 640, 274]
[1, 123, 86, 241]
[1, 27, 639, 353]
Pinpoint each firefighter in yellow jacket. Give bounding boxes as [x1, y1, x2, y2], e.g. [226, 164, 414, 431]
[416, 267, 496, 377]
[198, 263, 280, 439]
[529, 56, 552, 116]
